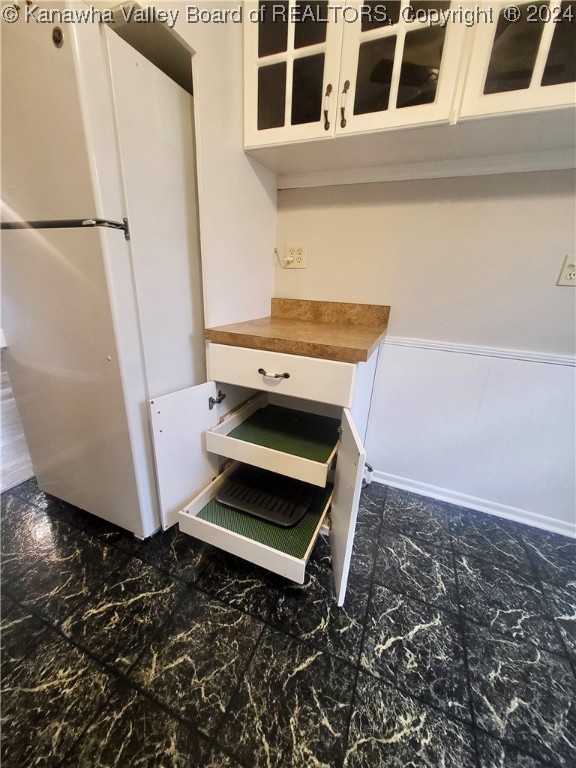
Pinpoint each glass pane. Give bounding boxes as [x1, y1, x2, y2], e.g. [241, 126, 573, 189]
[258, 63, 286, 129]
[361, 1, 400, 32]
[353, 36, 397, 115]
[291, 54, 325, 124]
[542, 1, 576, 85]
[397, 26, 447, 108]
[294, 1, 328, 48]
[484, 6, 545, 93]
[258, 1, 289, 58]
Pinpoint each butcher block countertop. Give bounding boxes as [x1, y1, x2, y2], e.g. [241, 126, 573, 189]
[204, 299, 390, 364]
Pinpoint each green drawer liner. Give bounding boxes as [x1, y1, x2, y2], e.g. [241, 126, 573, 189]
[227, 405, 340, 463]
[197, 484, 333, 559]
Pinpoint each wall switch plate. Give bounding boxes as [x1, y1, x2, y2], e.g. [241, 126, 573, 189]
[285, 244, 307, 269]
[557, 254, 576, 286]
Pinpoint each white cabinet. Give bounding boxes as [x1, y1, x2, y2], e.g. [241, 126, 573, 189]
[244, 0, 467, 148]
[149, 345, 367, 605]
[336, 0, 466, 134]
[244, 0, 343, 145]
[460, 1, 576, 119]
[245, 0, 575, 177]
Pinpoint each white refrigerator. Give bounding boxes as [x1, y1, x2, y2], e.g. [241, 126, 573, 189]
[1, 11, 205, 538]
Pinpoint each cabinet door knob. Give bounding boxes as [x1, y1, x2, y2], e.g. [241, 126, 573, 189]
[340, 80, 350, 128]
[258, 368, 290, 379]
[323, 83, 333, 131]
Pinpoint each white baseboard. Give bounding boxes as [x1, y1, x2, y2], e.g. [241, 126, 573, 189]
[0, 329, 6, 349]
[372, 470, 576, 539]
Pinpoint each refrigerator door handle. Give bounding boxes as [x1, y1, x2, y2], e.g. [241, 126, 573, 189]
[1, 217, 130, 240]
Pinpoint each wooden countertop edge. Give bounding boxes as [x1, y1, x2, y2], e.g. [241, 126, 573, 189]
[204, 328, 387, 363]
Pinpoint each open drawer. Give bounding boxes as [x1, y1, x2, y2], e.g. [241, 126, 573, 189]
[179, 462, 333, 582]
[206, 393, 340, 487]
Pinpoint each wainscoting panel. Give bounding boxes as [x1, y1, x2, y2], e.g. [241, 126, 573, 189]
[366, 341, 576, 536]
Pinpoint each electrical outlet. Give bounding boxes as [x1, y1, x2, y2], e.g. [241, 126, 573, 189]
[557, 254, 576, 286]
[285, 244, 307, 269]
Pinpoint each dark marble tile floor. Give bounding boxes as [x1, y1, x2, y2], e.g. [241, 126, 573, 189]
[1, 478, 575, 767]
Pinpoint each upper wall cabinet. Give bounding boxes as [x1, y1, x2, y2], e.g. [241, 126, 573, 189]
[460, 0, 576, 118]
[244, 0, 467, 148]
[244, 0, 344, 145]
[336, 0, 466, 134]
[245, 0, 575, 163]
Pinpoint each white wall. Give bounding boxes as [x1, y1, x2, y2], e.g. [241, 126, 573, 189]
[170, 6, 277, 328]
[276, 172, 575, 355]
[370, 344, 575, 535]
[276, 171, 576, 534]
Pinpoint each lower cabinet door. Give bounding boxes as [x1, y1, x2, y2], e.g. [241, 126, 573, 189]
[178, 462, 332, 583]
[330, 408, 366, 606]
[149, 381, 220, 530]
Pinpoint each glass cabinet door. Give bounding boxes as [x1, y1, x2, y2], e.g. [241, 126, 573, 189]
[336, 0, 466, 134]
[244, 0, 344, 147]
[460, 1, 576, 118]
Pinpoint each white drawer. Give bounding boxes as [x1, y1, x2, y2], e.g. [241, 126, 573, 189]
[206, 394, 340, 487]
[207, 344, 356, 407]
[178, 462, 332, 583]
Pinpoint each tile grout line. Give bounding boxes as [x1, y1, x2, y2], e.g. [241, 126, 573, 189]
[1, 547, 166, 644]
[449, 511, 574, 765]
[380, 514, 543, 583]
[201, 532, 371, 763]
[10, 584, 245, 766]
[340, 485, 387, 768]
[352, 492, 498, 743]
[518, 534, 576, 680]
[346, 493, 502, 732]
[448, 550, 573, 662]
[209, 614, 269, 763]
[2, 605, 212, 763]
[448, 514, 483, 768]
[369, 563, 463, 620]
[472, 724, 567, 768]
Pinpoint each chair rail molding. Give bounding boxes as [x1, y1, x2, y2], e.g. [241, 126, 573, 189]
[381, 336, 576, 367]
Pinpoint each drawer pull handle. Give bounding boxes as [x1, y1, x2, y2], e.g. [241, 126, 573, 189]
[340, 79, 350, 128]
[258, 368, 290, 380]
[323, 83, 332, 131]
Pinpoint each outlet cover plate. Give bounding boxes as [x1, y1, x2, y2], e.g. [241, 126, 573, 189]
[557, 254, 576, 286]
[285, 244, 307, 269]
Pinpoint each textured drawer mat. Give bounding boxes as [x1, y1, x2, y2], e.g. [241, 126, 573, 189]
[197, 482, 333, 558]
[226, 405, 340, 462]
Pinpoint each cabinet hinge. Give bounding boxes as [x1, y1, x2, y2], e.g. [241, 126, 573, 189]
[208, 390, 226, 410]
